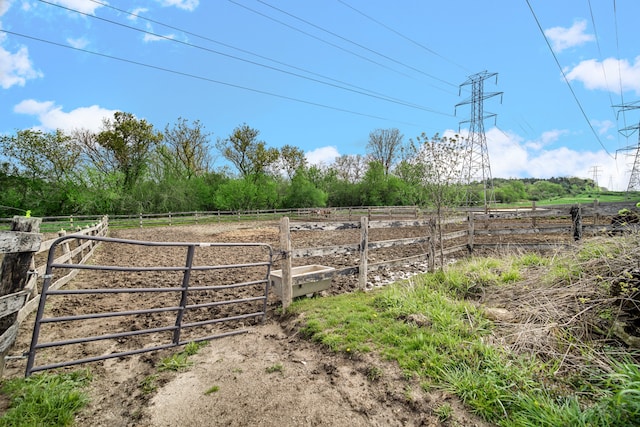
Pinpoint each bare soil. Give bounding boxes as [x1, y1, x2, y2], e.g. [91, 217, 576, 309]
[3, 221, 491, 427]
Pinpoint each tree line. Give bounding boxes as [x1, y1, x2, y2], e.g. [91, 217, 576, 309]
[0, 112, 599, 217]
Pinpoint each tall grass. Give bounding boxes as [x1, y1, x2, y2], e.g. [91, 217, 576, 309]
[0, 371, 91, 427]
[290, 249, 640, 425]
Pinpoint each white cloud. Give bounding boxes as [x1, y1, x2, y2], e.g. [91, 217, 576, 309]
[565, 56, 640, 95]
[13, 99, 118, 132]
[50, 0, 103, 15]
[143, 22, 175, 42]
[484, 127, 629, 190]
[306, 146, 340, 166]
[156, 0, 198, 11]
[0, 0, 12, 16]
[591, 119, 615, 136]
[127, 7, 149, 22]
[0, 44, 43, 89]
[66, 36, 89, 49]
[544, 20, 594, 53]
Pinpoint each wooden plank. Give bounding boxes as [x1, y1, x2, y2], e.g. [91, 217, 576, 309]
[442, 244, 468, 256]
[289, 221, 360, 231]
[0, 231, 42, 254]
[292, 244, 359, 258]
[474, 226, 569, 236]
[442, 230, 468, 241]
[474, 208, 568, 221]
[369, 219, 433, 229]
[368, 236, 429, 250]
[0, 290, 30, 319]
[0, 323, 19, 353]
[473, 243, 571, 251]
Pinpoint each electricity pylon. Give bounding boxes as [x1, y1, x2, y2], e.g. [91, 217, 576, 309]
[455, 71, 503, 211]
[613, 101, 640, 192]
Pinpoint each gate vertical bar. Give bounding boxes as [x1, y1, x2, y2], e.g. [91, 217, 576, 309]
[25, 246, 57, 376]
[173, 245, 195, 345]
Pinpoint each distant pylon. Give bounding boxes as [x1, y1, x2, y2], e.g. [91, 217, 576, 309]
[455, 71, 503, 210]
[613, 101, 640, 192]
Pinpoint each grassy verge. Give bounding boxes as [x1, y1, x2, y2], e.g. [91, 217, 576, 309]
[289, 246, 640, 426]
[0, 370, 91, 427]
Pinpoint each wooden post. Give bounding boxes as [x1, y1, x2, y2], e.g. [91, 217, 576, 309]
[169, 212, 172, 227]
[0, 216, 41, 375]
[279, 217, 293, 310]
[359, 216, 369, 290]
[139, 213, 143, 228]
[593, 199, 600, 226]
[570, 205, 583, 241]
[427, 219, 436, 272]
[467, 212, 475, 253]
[58, 230, 71, 264]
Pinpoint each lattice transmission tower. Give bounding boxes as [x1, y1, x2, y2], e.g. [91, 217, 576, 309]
[455, 71, 503, 210]
[614, 101, 640, 192]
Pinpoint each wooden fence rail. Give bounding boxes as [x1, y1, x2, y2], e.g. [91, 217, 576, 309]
[0, 216, 108, 376]
[278, 216, 451, 309]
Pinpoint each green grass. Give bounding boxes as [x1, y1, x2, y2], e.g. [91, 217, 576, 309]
[204, 385, 220, 395]
[0, 370, 91, 427]
[265, 363, 284, 374]
[289, 251, 640, 426]
[157, 341, 208, 372]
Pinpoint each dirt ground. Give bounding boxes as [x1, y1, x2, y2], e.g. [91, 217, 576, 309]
[3, 220, 494, 426]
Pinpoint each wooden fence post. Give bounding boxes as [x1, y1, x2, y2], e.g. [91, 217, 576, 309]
[139, 213, 143, 228]
[427, 219, 436, 272]
[0, 216, 41, 375]
[570, 205, 583, 241]
[58, 230, 71, 264]
[467, 212, 475, 253]
[279, 217, 293, 310]
[359, 216, 369, 290]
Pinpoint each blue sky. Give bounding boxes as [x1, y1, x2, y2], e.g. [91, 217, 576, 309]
[2, 0, 639, 190]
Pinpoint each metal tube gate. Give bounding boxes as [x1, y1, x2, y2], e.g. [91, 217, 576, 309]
[26, 235, 273, 376]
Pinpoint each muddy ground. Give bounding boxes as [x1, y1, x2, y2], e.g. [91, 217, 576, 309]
[2, 219, 573, 426]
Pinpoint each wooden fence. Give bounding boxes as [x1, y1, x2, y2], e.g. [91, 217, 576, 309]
[277, 215, 468, 309]
[0, 206, 420, 232]
[0, 216, 108, 376]
[275, 201, 639, 308]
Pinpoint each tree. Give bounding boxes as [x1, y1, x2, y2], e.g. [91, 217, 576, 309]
[0, 129, 81, 182]
[274, 145, 307, 179]
[78, 112, 163, 191]
[161, 117, 212, 180]
[282, 170, 327, 208]
[331, 154, 368, 183]
[215, 124, 278, 181]
[406, 133, 465, 268]
[366, 128, 403, 176]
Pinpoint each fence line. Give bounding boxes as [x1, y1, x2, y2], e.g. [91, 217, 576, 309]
[277, 215, 460, 309]
[0, 216, 108, 376]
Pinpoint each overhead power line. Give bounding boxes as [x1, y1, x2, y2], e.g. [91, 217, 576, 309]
[255, 0, 459, 89]
[525, 0, 613, 158]
[336, 0, 470, 74]
[0, 29, 421, 125]
[37, 0, 451, 117]
[83, 0, 430, 113]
